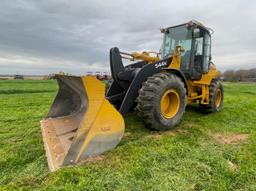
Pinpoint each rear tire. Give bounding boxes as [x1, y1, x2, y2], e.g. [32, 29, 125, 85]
[137, 72, 186, 131]
[200, 79, 224, 112]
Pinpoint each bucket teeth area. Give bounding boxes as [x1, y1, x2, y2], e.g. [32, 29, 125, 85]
[41, 118, 77, 171]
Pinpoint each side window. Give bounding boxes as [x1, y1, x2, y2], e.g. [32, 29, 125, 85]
[193, 37, 204, 73]
[180, 39, 192, 71]
[195, 37, 203, 56]
[179, 39, 192, 52]
[163, 36, 175, 57]
[203, 33, 211, 72]
[163, 36, 171, 57]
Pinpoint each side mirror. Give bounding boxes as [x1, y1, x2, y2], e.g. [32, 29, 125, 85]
[160, 28, 169, 34]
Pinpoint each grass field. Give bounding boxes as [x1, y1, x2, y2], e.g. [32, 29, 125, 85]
[0, 80, 256, 191]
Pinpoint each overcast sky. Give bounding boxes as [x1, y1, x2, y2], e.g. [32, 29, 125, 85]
[0, 0, 255, 75]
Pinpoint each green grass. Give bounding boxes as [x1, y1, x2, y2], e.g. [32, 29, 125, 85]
[0, 80, 256, 191]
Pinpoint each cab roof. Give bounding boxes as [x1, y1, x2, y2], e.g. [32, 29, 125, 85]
[161, 20, 213, 34]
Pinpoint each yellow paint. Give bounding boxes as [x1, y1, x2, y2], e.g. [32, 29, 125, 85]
[215, 89, 222, 107]
[187, 81, 210, 104]
[192, 64, 220, 85]
[186, 63, 220, 104]
[201, 85, 209, 104]
[130, 45, 183, 68]
[168, 53, 181, 69]
[131, 51, 160, 63]
[167, 45, 183, 70]
[160, 89, 180, 119]
[72, 76, 125, 162]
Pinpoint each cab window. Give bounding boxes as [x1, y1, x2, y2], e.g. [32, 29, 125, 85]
[203, 33, 211, 72]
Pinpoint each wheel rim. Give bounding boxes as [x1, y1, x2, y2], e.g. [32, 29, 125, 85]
[215, 89, 222, 108]
[160, 89, 180, 119]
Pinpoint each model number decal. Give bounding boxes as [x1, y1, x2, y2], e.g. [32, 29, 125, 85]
[155, 61, 167, 68]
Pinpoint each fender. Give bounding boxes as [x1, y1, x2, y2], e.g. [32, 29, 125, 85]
[163, 68, 189, 95]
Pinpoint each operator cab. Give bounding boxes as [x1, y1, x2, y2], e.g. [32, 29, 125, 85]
[161, 20, 212, 80]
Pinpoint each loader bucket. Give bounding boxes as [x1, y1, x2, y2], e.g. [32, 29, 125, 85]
[40, 75, 125, 171]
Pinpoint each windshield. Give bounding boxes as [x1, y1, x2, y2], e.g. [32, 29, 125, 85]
[162, 25, 192, 58]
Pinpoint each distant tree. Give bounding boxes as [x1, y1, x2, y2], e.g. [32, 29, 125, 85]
[248, 69, 256, 79]
[222, 68, 256, 82]
[223, 70, 236, 81]
[235, 69, 249, 81]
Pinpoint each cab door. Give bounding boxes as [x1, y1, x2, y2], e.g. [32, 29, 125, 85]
[202, 32, 211, 73]
[191, 28, 212, 79]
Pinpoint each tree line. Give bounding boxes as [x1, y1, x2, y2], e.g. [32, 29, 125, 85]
[222, 68, 256, 82]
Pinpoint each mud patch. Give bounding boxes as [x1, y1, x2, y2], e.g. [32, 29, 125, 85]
[213, 133, 249, 145]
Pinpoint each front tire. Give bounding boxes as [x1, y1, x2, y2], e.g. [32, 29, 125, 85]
[137, 73, 186, 131]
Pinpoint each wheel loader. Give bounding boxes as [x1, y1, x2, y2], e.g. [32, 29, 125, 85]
[41, 20, 223, 171]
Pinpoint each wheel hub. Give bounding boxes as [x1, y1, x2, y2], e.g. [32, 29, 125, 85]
[215, 89, 222, 108]
[160, 89, 180, 119]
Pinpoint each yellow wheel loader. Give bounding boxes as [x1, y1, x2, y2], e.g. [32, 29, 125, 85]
[41, 20, 223, 171]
